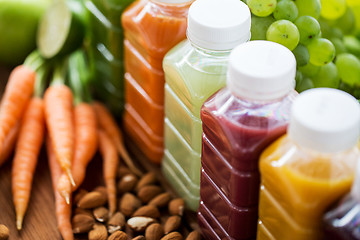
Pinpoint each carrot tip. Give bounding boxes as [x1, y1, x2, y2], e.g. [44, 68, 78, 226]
[65, 194, 70, 205]
[16, 216, 23, 230]
[66, 169, 76, 187]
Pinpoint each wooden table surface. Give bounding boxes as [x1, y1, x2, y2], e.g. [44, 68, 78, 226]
[0, 65, 199, 239]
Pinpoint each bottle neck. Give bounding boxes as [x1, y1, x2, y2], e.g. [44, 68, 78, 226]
[149, 0, 193, 17]
[189, 40, 232, 58]
[227, 86, 295, 106]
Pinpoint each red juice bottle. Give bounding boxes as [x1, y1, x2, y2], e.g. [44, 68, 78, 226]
[198, 41, 298, 240]
[324, 152, 360, 240]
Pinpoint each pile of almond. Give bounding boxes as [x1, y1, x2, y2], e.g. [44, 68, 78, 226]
[72, 167, 202, 240]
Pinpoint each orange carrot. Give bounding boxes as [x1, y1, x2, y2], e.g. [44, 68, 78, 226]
[68, 103, 98, 191]
[57, 174, 72, 205]
[46, 137, 74, 240]
[93, 102, 142, 177]
[0, 121, 20, 167]
[12, 97, 45, 230]
[98, 129, 118, 215]
[0, 66, 36, 155]
[44, 85, 75, 186]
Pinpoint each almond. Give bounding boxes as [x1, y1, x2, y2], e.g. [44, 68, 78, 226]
[185, 231, 201, 240]
[74, 208, 93, 218]
[72, 214, 95, 233]
[74, 189, 88, 204]
[107, 212, 126, 234]
[93, 207, 109, 223]
[132, 235, 145, 240]
[118, 173, 138, 193]
[136, 172, 157, 191]
[161, 232, 183, 240]
[164, 216, 181, 234]
[137, 185, 162, 203]
[108, 230, 127, 240]
[120, 193, 142, 217]
[127, 217, 156, 232]
[145, 223, 164, 240]
[0, 224, 9, 240]
[94, 186, 107, 196]
[77, 191, 107, 209]
[117, 167, 132, 178]
[88, 224, 107, 240]
[168, 198, 185, 216]
[149, 192, 172, 208]
[133, 205, 160, 218]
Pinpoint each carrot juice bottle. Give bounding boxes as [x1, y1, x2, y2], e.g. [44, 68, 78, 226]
[121, 0, 192, 163]
[162, 0, 251, 212]
[199, 41, 297, 240]
[257, 88, 360, 240]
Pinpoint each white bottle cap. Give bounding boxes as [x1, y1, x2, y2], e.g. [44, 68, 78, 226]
[227, 40, 296, 101]
[187, 0, 251, 51]
[288, 88, 360, 153]
[155, 0, 193, 3]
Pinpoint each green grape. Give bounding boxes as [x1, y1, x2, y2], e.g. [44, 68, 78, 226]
[292, 44, 310, 66]
[346, 0, 360, 6]
[266, 20, 300, 50]
[343, 35, 360, 57]
[299, 62, 320, 77]
[352, 5, 360, 31]
[307, 38, 335, 66]
[318, 18, 333, 39]
[295, 70, 304, 86]
[273, 0, 298, 22]
[320, 0, 347, 20]
[247, 0, 277, 17]
[331, 28, 344, 39]
[312, 62, 340, 88]
[330, 37, 347, 54]
[336, 53, 360, 87]
[295, 0, 321, 19]
[296, 77, 314, 92]
[250, 15, 275, 40]
[295, 16, 321, 45]
[329, 7, 356, 34]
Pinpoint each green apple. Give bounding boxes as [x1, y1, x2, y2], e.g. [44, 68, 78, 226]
[0, 0, 50, 66]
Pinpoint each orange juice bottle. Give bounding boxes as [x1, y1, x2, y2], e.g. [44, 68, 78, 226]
[257, 88, 360, 240]
[121, 0, 192, 163]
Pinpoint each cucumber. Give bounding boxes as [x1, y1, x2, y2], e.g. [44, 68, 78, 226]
[37, 0, 87, 59]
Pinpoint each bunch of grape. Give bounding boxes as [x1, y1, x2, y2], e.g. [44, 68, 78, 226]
[244, 0, 360, 99]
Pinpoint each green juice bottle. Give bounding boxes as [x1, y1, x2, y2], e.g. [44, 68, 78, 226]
[162, 0, 251, 211]
[85, 0, 134, 116]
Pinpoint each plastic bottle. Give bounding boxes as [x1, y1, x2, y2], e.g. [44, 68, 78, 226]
[122, 0, 192, 163]
[257, 88, 360, 240]
[162, 0, 251, 212]
[199, 40, 297, 240]
[85, 0, 134, 116]
[323, 150, 360, 239]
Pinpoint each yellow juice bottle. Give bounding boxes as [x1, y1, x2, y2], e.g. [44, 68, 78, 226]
[257, 88, 360, 240]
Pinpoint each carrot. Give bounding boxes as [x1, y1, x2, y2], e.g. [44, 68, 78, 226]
[68, 103, 98, 191]
[44, 84, 75, 186]
[12, 97, 45, 230]
[0, 65, 36, 156]
[46, 137, 74, 240]
[93, 102, 142, 177]
[98, 129, 118, 215]
[0, 121, 20, 167]
[57, 173, 72, 205]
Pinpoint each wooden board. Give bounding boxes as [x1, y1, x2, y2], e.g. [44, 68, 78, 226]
[0, 65, 199, 239]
